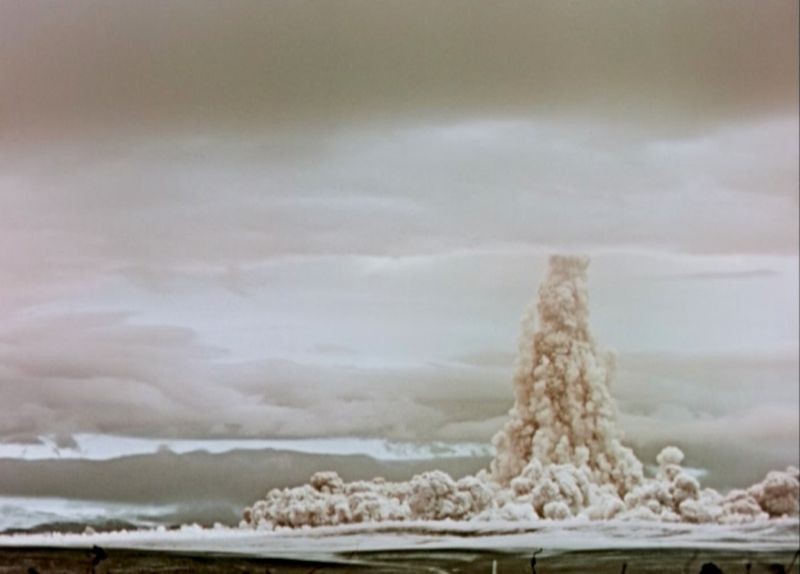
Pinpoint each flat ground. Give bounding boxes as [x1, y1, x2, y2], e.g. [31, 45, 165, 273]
[0, 547, 798, 574]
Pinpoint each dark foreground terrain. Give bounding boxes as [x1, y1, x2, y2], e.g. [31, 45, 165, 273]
[0, 547, 798, 574]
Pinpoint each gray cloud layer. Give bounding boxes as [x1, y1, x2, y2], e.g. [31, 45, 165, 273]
[1, 119, 796, 319]
[2, 0, 797, 139]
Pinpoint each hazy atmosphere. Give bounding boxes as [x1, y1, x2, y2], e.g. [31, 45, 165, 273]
[0, 0, 798, 533]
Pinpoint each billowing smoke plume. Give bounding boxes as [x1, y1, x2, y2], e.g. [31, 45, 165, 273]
[490, 256, 642, 493]
[242, 256, 799, 530]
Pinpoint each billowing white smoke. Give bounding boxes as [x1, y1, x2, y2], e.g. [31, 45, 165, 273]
[242, 256, 799, 530]
[490, 255, 643, 494]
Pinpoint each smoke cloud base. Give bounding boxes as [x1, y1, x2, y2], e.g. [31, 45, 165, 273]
[243, 256, 799, 530]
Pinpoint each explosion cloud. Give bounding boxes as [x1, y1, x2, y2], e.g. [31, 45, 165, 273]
[242, 256, 799, 530]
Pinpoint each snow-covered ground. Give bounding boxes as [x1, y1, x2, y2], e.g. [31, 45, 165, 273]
[1, 518, 797, 557]
[0, 496, 177, 533]
[0, 434, 491, 461]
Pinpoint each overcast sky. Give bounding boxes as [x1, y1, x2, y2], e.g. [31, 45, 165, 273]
[0, 1, 797, 483]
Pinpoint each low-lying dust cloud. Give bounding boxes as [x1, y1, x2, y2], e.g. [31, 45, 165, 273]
[242, 256, 799, 529]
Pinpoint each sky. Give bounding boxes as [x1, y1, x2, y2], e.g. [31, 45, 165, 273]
[0, 0, 798, 488]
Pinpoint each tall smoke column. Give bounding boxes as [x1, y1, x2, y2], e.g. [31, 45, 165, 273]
[491, 255, 643, 496]
[241, 255, 798, 530]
